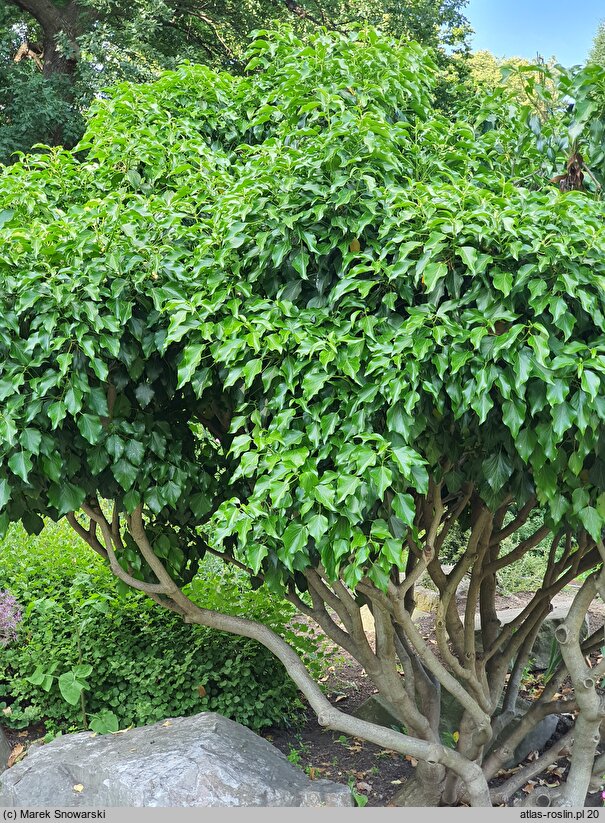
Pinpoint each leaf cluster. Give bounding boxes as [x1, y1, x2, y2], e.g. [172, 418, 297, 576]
[0, 521, 325, 732]
[1, 29, 605, 598]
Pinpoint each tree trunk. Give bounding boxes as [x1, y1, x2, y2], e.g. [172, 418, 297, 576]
[9, 0, 88, 144]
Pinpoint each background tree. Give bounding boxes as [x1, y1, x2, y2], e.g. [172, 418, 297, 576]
[2, 28, 605, 807]
[589, 20, 605, 67]
[0, 0, 471, 162]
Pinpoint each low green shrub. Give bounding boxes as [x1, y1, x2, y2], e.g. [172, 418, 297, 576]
[0, 521, 328, 733]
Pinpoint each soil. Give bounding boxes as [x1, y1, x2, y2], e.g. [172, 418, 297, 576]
[2, 584, 605, 807]
[263, 660, 415, 806]
[262, 583, 605, 807]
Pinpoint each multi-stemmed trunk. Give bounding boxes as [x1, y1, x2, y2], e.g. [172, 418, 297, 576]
[67, 483, 605, 807]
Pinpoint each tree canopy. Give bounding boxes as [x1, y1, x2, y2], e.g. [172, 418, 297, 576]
[0, 0, 470, 160]
[2, 27, 605, 806]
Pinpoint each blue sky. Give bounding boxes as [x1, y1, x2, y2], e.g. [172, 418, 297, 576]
[465, 0, 603, 66]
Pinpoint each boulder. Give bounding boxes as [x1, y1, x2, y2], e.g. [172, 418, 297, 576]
[439, 692, 558, 764]
[483, 698, 558, 767]
[359, 605, 375, 635]
[413, 587, 440, 614]
[0, 727, 10, 774]
[474, 606, 588, 671]
[353, 694, 403, 730]
[509, 713, 558, 765]
[0, 713, 352, 807]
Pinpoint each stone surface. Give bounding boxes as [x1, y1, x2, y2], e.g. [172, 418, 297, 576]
[510, 714, 558, 764]
[353, 689, 556, 765]
[0, 713, 353, 807]
[390, 773, 444, 807]
[359, 605, 375, 635]
[439, 691, 557, 764]
[413, 586, 440, 614]
[0, 728, 10, 774]
[474, 606, 588, 670]
[484, 697, 558, 768]
[352, 694, 403, 730]
[439, 690, 463, 735]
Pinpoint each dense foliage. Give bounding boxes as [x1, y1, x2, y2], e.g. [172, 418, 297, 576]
[0, 521, 324, 732]
[3, 27, 605, 806]
[0, 0, 470, 159]
[0, 29, 603, 577]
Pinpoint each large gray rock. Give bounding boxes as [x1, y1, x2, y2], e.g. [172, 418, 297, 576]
[0, 713, 352, 807]
[475, 606, 588, 671]
[353, 694, 403, 729]
[0, 727, 10, 774]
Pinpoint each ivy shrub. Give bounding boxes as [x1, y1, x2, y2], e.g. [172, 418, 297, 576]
[0, 520, 325, 732]
[2, 26, 605, 806]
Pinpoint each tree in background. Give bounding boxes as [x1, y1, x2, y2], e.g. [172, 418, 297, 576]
[0, 0, 470, 161]
[589, 20, 605, 67]
[2, 28, 605, 807]
[465, 49, 559, 115]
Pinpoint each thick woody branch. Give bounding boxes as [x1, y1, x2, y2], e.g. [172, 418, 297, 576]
[97, 509, 492, 806]
[489, 497, 536, 548]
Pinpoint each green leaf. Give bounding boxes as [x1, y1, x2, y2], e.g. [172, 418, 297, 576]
[135, 384, 155, 408]
[369, 466, 393, 498]
[551, 403, 573, 437]
[106, 434, 125, 460]
[77, 414, 104, 444]
[19, 428, 42, 455]
[27, 665, 54, 692]
[337, 475, 360, 501]
[422, 262, 447, 291]
[58, 671, 88, 706]
[48, 482, 85, 515]
[8, 451, 32, 483]
[307, 513, 329, 540]
[392, 493, 415, 526]
[483, 451, 512, 493]
[123, 489, 141, 514]
[502, 398, 525, 439]
[581, 369, 600, 400]
[248, 543, 268, 574]
[493, 269, 513, 296]
[313, 484, 336, 510]
[281, 523, 308, 555]
[190, 492, 211, 518]
[0, 478, 10, 510]
[0, 209, 15, 228]
[579, 506, 602, 542]
[177, 343, 205, 388]
[125, 440, 145, 466]
[89, 710, 119, 735]
[112, 459, 138, 490]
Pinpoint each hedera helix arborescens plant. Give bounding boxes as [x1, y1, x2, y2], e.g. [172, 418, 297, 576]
[2, 26, 605, 807]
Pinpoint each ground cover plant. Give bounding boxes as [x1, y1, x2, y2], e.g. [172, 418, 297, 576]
[0, 520, 323, 732]
[2, 27, 605, 805]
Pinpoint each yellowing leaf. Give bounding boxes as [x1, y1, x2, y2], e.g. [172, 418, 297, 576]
[73, 784, 84, 793]
[349, 238, 361, 252]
